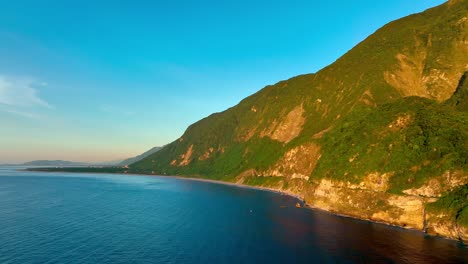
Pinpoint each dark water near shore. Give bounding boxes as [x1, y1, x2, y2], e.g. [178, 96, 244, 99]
[0, 167, 466, 264]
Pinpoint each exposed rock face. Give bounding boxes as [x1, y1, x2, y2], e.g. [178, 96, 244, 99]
[261, 143, 320, 180]
[383, 5, 468, 102]
[384, 52, 430, 98]
[361, 172, 393, 192]
[264, 105, 305, 143]
[384, 50, 464, 101]
[199, 147, 215, 161]
[460, 226, 468, 242]
[275, 173, 467, 242]
[387, 113, 412, 130]
[425, 212, 467, 241]
[387, 196, 425, 228]
[303, 179, 425, 229]
[403, 170, 468, 197]
[172, 144, 194, 166]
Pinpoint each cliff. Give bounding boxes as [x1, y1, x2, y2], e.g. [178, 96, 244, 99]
[131, 0, 468, 242]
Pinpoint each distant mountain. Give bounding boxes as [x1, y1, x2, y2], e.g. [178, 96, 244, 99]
[93, 159, 124, 166]
[6, 152, 162, 167]
[130, 1, 468, 242]
[22, 160, 89, 166]
[118, 146, 162, 166]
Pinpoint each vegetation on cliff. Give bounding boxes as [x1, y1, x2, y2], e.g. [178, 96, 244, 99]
[315, 97, 467, 194]
[427, 185, 468, 226]
[42, 0, 468, 241]
[128, 2, 468, 238]
[128, 0, 468, 241]
[131, 0, 467, 186]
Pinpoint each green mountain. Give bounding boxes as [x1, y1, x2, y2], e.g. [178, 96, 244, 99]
[131, 0, 468, 242]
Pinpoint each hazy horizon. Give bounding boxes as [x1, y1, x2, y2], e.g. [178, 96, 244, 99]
[0, 0, 446, 163]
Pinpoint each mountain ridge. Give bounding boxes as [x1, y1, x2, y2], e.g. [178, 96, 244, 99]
[118, 146, 162, 166]
[129, 0, 468, 242]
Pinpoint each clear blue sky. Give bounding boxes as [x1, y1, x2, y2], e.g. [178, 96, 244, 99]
[0, 0, 446, 163]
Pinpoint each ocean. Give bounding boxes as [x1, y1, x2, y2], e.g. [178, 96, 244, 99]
[0, 167, 466, 263]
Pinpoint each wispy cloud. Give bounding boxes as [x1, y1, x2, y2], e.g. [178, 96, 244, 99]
[0, 75, 51, 108]
[4, 109, 41, 119]
[0, 75, 52, 119]
[101, 104, 135, 116]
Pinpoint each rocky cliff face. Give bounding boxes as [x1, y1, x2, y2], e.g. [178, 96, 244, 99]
[234, 168, 468, 241]
[131, 1, 468, 242]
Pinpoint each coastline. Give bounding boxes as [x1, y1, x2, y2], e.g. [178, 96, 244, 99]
[171, 176, 306, 205]
[22, 167, 305, 204]
[178, 176, 431, 233]
[23, 168, 465, 244]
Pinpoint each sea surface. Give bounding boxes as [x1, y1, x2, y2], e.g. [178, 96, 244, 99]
[0, 167, 467, 264]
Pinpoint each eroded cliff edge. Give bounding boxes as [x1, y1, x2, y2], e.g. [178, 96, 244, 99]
[235, 172, 468, 242]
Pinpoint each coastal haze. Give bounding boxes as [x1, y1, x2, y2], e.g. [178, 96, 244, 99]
[1, 167, 467, 263]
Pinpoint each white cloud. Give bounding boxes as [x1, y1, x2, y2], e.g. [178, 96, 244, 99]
[0, 75, 53, 119]
[0, 75, 52, 108]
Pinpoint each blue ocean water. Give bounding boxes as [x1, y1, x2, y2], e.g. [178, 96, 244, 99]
[0, 167, 466, 264]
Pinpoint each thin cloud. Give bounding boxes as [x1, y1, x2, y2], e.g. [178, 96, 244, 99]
[0, 75, 52, 119]
[5, 109, 41, 119]
[0, 75, 52, 108]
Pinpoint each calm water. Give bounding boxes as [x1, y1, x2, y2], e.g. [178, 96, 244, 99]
[0, 167, 466, 264]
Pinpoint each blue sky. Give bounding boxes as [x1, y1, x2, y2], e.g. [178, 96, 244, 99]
[0, 0, 446, 163]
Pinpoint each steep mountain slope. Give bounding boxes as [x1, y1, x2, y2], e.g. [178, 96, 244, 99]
[118, 146, 162, 166]
[131, 0, 468, 241]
